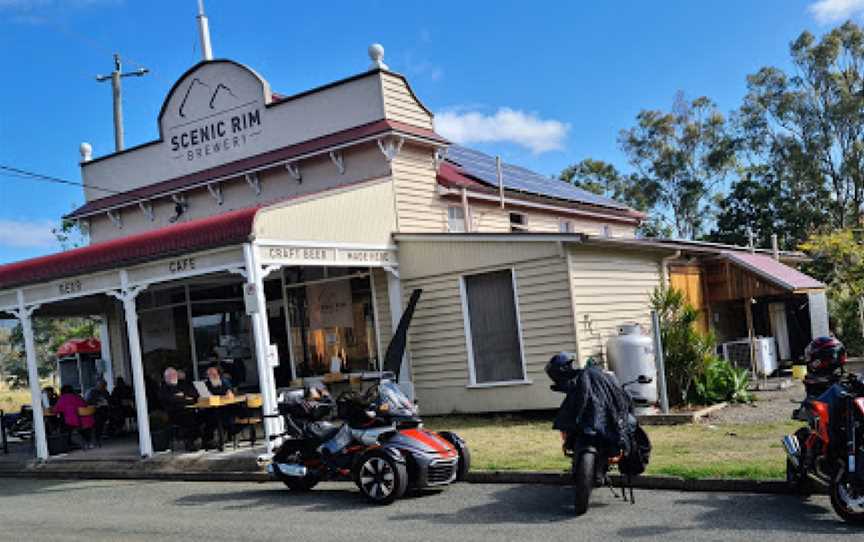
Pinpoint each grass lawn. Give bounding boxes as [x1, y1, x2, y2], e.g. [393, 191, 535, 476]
[424, 414, 801, 480]
[0, 383, 32, 414]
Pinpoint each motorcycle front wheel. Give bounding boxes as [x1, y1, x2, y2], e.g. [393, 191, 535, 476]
[354, 450, 408, 505]
[573, 451, 596, 516]
[830, 467, 864, 525]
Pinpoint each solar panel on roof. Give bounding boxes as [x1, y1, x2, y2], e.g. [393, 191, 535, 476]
[444, 145, 631, 211]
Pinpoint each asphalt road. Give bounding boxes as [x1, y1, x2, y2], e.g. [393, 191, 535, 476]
[0, 478, 862, 541]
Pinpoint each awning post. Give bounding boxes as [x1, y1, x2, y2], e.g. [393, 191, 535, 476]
[109, 272, 152, 458]
[14, 290, 48, 461]
[243, 243, 282, 455]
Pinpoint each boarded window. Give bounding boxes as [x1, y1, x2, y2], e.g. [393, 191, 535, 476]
[462, 269, 525, 384]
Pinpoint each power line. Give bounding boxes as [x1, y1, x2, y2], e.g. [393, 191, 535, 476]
[0, 165, 120, 195]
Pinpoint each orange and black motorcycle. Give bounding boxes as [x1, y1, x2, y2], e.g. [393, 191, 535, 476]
[784, 337, 864, 525]
[261, 290, 470, 505]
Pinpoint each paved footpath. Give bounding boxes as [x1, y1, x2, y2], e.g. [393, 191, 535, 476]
[0, 478, 861, 541]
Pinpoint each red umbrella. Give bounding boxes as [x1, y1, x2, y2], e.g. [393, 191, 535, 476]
[56, 338, 101, 357]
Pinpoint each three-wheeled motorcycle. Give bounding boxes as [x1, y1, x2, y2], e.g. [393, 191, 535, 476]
[262, 290, 471, 504]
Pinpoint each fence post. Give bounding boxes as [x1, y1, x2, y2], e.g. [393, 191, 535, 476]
[651, 310, 670, 414]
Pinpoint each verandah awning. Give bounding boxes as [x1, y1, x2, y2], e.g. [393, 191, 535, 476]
[0, 206, 260, 291]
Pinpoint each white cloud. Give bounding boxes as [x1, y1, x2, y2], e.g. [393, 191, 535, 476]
[434, 107, 570, 154]
[809, 0, 864, 23]
[0, 219, 59, 249]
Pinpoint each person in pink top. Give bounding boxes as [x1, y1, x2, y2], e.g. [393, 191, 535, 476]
[54, 385, 95, 448]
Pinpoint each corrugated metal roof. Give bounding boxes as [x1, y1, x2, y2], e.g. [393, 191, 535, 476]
[0, 207, 259, 290]
[724, 251, 824, 292]
[444, 145, 633, 211]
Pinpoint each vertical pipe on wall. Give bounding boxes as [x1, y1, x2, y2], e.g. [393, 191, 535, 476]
[650, 310, 670, 414]
[460, 188, 472, 232]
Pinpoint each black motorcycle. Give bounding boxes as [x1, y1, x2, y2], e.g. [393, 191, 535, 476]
[546, 353, 652, 515]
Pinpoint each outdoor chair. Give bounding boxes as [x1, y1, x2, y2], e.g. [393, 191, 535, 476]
[233, 394, 263, 449]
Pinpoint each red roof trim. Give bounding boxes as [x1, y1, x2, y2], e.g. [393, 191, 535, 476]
[0, 207, 259, 290]
[68, 119, 447, 220]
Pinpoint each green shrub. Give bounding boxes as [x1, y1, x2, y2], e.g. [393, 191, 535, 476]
[691, 357, 753, 405]
[650, 286, 751, 406]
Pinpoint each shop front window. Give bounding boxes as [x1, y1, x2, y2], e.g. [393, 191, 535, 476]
[138, 287, 193, 383]
[137, 279, 257, 391]
[284, 267, 378, 378]
[191, 301, 253, 385]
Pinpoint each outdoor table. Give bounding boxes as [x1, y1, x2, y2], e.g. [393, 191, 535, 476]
[187, 395, 246, 451]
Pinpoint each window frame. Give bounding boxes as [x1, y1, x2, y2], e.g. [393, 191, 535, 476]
[559, 219, 574, 233]
[458, 266, 530, 388]
[509, 212, 528, 232]
[447, 205, 466, 233]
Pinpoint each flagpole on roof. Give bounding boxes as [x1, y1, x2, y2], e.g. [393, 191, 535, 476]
[197, 0, 214, 61]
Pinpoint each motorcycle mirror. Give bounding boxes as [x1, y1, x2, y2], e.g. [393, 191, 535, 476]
[637, 375, 653, 384]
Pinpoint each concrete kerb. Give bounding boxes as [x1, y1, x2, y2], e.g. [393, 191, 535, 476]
[0, 464, 808, 495]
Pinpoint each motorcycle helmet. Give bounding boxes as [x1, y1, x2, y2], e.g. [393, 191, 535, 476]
[545, 351, 578, 385]
[805, 336, 846, 376]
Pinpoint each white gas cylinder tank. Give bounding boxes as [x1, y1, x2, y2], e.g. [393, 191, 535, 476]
[606, 323, 658, 406]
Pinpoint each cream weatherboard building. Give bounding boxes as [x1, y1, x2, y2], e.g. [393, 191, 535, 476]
[0, 47, 827, 461]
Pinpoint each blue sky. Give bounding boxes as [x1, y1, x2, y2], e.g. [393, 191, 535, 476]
[0, 0, 857, 264]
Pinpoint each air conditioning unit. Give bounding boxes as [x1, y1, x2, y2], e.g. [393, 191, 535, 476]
[721, 338, 777, 376]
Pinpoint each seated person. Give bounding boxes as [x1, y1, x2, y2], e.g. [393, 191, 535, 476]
[40, 387, 61, 433]
[202, 366, 237, 445]
[110, 377, 133, 405]
[85, 379, 112, 439]
[54, 385, 95, 448]
[158, 367, 201, 450]
[109, 377, 135, 433]
[41, 387, 59, 409]
[205, 366, 234, 397]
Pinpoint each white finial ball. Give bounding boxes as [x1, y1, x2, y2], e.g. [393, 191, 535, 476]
[80, 142, 93, 162]
[368, 43, 388, 70]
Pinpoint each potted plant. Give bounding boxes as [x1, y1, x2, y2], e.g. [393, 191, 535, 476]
[149, 411, 172, 452]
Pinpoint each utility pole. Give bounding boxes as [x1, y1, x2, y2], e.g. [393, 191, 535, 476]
[96, 53, 149, 152]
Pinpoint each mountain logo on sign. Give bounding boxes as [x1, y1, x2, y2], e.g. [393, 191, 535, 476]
[178, 78, 240, 118]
